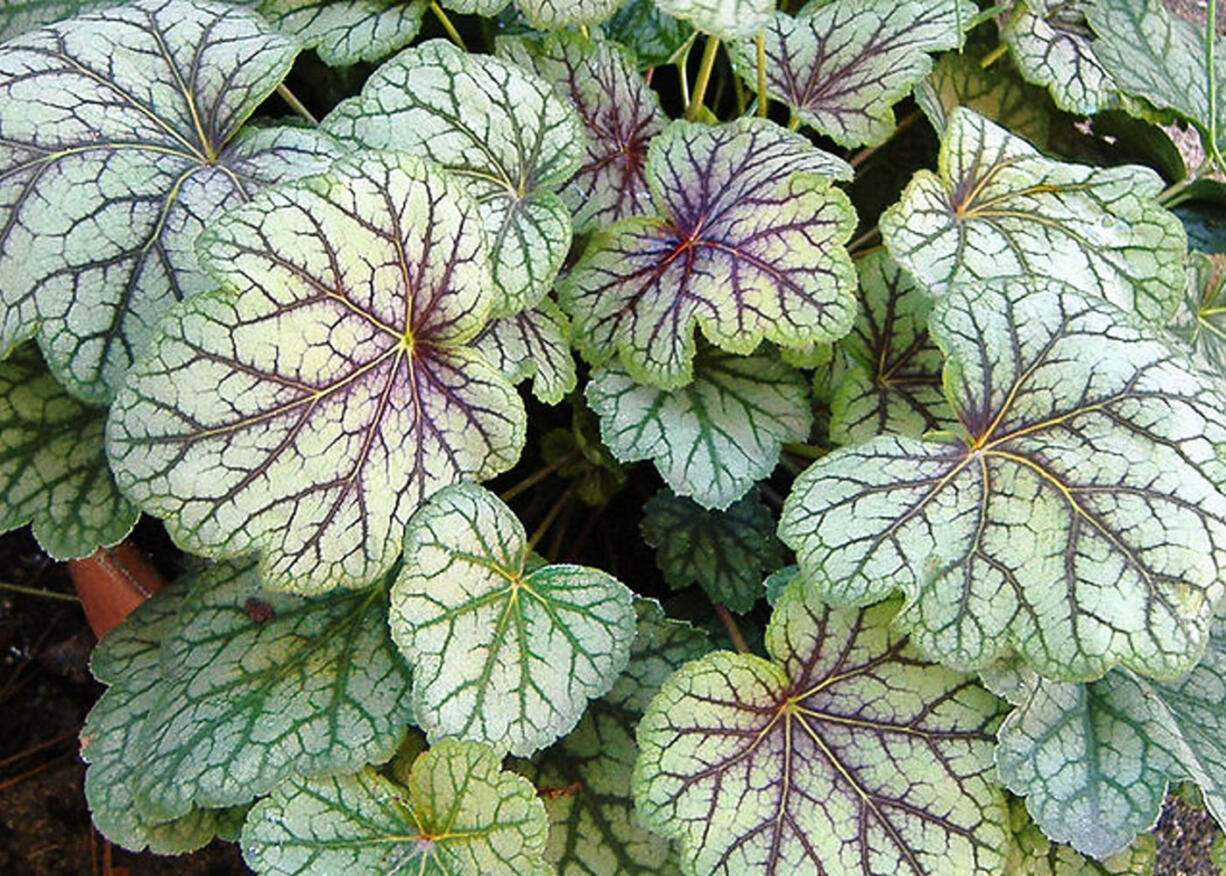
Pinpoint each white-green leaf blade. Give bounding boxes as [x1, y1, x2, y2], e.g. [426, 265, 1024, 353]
[586, 345, 812, 510]
[561, 117, 855, 389]
[129, 559, 414, 821]
[633, 582, 1009, 875]
[390, 483, 636, 757]
[0, 0, 340, 403]
[881, 108, 1186, 323]
[1005, 0, 1123, 115]
[1169, 253, 1226, 378]
[472, 299, 576, 405]
[780, 278, 1226, 681]
[730, 0, 975, 148]
[256, 0, 426, 66]
[108, 151, 526, 595]
[656, 0, 771, 40]
[0, 345, 136, 559]
[517, 0, 620, 29]
[323, 39, 583, 314]
[242, 740, 551, 876]
[0, 0, 112, 41]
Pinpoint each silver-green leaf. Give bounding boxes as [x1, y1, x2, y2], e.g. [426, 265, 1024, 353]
[255, 0, 426, 66]
[656, 0, 771, 40]
[1004, 0, 1123, 115]
[472, 300, 576, 405]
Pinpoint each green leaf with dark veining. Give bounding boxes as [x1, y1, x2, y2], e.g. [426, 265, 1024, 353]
[561, 118, 855, 389]
[242, 740, 551, 875]
[0, 345, 136, 558]
[323, 39, 583, 314]
[916, 49, 1054, 149]
[390, 483, 636, 757]
[108, 151, 525, 595]
[729, 0, 975, 148]
[1169, 252, 1226, 377]
[881, 108, 1187, 324]
[1005, 0, 1123, 115]
[829, 249, 955, 445]
[255, 0, 426, 66]
[517, 599, 707, 876]
[129, 559, 413, 821]
[780, 278, 1226, 681]
[1005, 797, 1156, 875]
[586, 345, 812, 510]
[656, 0, 771, 40]
[0, 0, 340, 403]
[641, 489, 784, 613]
[472, 300, 575, 405]
[603, 0, 692, 69]
[0, 0, 111, 41]
[633, 581, 1009, 875]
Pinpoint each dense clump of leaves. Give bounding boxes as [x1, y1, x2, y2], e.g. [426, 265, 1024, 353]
[2, 0, 1226, 873]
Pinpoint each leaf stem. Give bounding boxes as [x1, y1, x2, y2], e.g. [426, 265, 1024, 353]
[979, 43, 1008, 69]
[500, 450, 579, 503]
[756, 31, 769, 118]
[527, 488, 574, 554]
[276, 84, 318, 126]
[782, 442, 829, 460]
[848, 110, 920, 169]
[0, 580, 78, 602]
[1158, 157, 1214, 207]
[847, 225, 882, 253]
[687, 35, 721, 121]
[714, 604, 750, 653]
[430, 1, 467, 51]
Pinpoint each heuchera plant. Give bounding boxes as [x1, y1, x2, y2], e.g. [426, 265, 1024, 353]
[3, 0, 1226, 872]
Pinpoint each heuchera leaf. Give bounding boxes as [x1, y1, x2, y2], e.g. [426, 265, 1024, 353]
[472, 299, 576, 405]
[561, 117, 855, 389]
[0, 345, 137, 559]
[1004, 0, 1123, 115]
[517, 599, 709, 876]
[603, 0, 693, 70]
[0, 0, 341, 403]
[0, 0, 111, 41]
[586, 344, 812, 510]
[498, 31, 666, 234]
[915, 49, 1054, 149]
[128, 559, 414, 821]
[633, 581, 1008, 875]
[779, 278, 1226, 681]
[254, 0, 426, 66]
[729, 0, 975, 149]
[1088, 0, 1225, 151]
[1004, 797, 1157, 875]
[1169, 252, 1226, 377]
[241, 739, 551, 876]
[515, 0, 621, 29]
[323, 39, 583, 314]
[656, 0, 771, 40]
[108, 151, 526, 595]
[880, 108, 1187, 324]
[389, 483, 636, 757]
[81, 582, 246, 854]
[641, 489, 785, 613]
[828, 249, 956, 445]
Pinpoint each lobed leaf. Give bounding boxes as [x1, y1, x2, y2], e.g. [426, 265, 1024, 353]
[390, 483, 636, 757]
[561, 117, 855, 389]
[586, 344, 812, 510]
[108, 151, 525, 594]
[242, 739, 551, 875]
[472, 300, 576, 405]
[633, 581, 1009, 875]
[498, 31, 666, 233]
[641, 489, 784, 613]
[255, 0, 426, 66]
[780, 278, 1226, 681]
[881, 108, 1187, 324]
[656, 0, 771, 40]
[0, 0, 340, 403]
[0, 345, 136, 559]
[323, 39, 583, 314]
[130, 559, 414, 821]
[1004, 0, 1122, 115]
[729, 0, 975, 148]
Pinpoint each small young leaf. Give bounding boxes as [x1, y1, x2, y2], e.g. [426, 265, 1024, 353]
[828, 249, 955, 445]
[728, 0, 975, 148]
[255, 0, 426, 66]
[81, 583, 246, 854]
[561, 118, 855, 389]
[1004, 0, 1123, 115]
[780, 278, 1226, 681]
[586, 345, 812, 510]
[518, 599, 708, 876]
[641, 489, 784, 613]
[323, 40, 583, 314]
[0, 345, 136, 559]
[603, 0, 692, 70]
[0, 0, 341, 403]
[390, 483, 636, 757]
[656, 0, 771, 40]
[633, 582, 1009, 875]
[108, 151, 525, 595]
[129, 559, 414, 821]
[1004, 797, 1157, 875]
[472, 300, 576, 405]
[916, 50, 1054, 148]
[881, 108, 1187, 323]
[242, 740, 551, 876]
[498, 31, 667, 233]
[1169, 252, 1226, 377]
